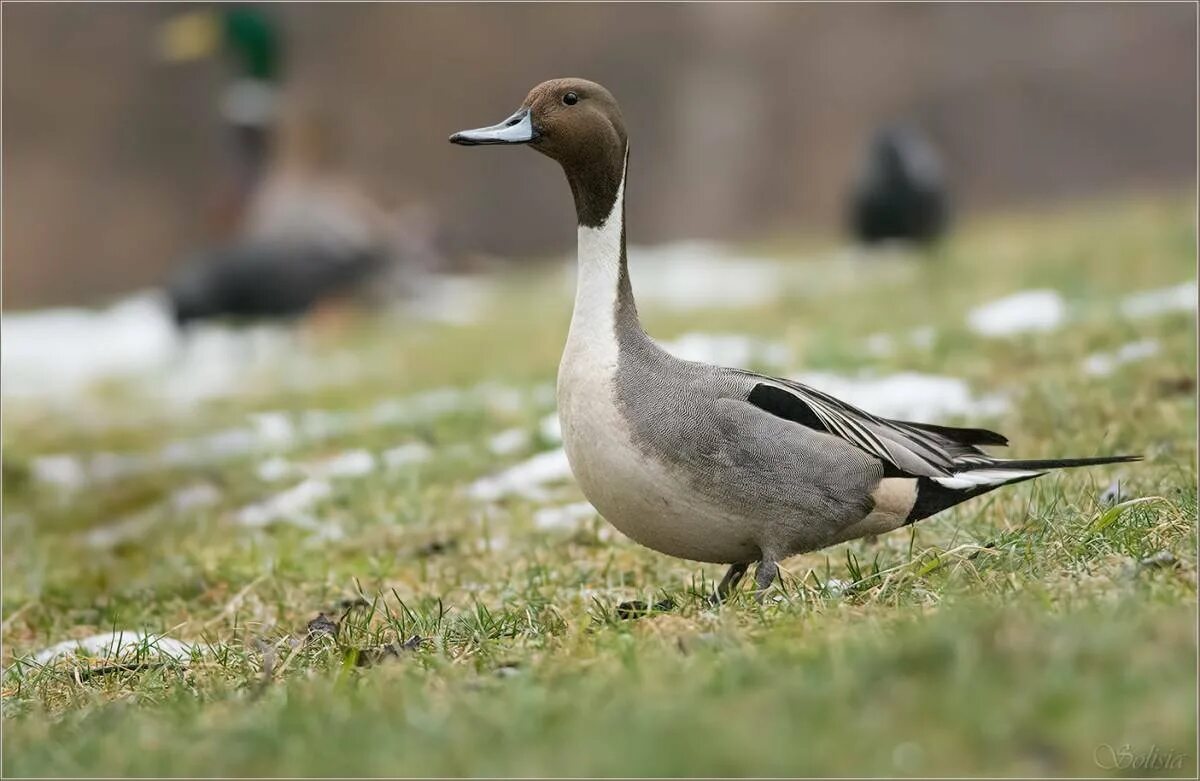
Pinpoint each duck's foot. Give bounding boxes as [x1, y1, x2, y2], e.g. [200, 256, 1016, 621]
[709, 562, 750, 605]
[753, 559, 779, 604]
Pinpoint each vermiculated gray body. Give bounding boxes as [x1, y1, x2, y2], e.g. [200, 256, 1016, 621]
[613, 332, 881, 563]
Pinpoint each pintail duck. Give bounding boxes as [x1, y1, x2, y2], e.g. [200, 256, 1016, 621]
[451, 78, 1137, 600]
[849, 123, 951, 246]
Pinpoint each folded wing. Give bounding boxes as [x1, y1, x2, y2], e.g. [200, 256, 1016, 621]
[740, 372, 1007, 478]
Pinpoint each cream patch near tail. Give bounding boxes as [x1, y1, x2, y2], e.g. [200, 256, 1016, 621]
[836, 477, 918, 541]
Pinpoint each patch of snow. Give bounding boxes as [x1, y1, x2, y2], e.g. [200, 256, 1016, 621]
[28, 381, 546, 490]
[313, 449, 375, 479]
[539, 413, 562, 443]
[162, 323, 300, 407]
[257, 448, 380, 485]
[1099, 479, 1126, 506]
[626, 242, 786, 310]
[865, 326, 937, 357]
[789, 371, 1010, 421]
[89, 452, 151, 483]
[297, 409, 352, 440]
[825, 578, 850, 597]
[382, 442, 433, 469]
[484, 384, 526, 415]
[967, 289, 1066, 337]
[660, 332, 793, 368]
[369, 386, 472, 426]
[0, 291, 354, 406]
[1082, 339, 1161, 377]
[249, 411, 297, 449]
[169, 482, 222, 511]
[532, 501, 596, 530]
[406, 387, 473, 419]
[403, 274, 494, 325]
[82, 512, 158, 550]
[236, 479, 332, 528]
[29, 631, 194, 666]
[33, 451, 163, 493]
[159, 426, 260, 468]
[488, 428, 531, 456]
[0, 292, 178, 399]
[366, 399, 407, 426]
[256, 456, 296, 482]
[30, 455, 88, 491]
[1120, 281, 1197, 319]
[302, 521, 347, 543]
[468, 449, 573, 502]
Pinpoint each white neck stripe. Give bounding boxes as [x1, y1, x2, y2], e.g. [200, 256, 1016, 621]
[564, 154, 628, 368]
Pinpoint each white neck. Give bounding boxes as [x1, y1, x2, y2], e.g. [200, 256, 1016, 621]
[564, 159, 627, 367]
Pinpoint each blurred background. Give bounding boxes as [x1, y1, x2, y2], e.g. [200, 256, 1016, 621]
[3, 7, 1197, 775]
[3, 2, 1195, 308]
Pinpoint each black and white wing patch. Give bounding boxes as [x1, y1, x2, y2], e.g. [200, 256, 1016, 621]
[745, 381, 917, 472]
[742, 373, 1005, 478]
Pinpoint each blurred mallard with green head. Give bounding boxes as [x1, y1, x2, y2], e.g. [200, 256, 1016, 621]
[160, 9, 432, 329]
[159, 5, 284, 234]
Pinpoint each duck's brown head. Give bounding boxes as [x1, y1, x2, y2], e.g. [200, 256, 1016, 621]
[450, 78, 627, 228]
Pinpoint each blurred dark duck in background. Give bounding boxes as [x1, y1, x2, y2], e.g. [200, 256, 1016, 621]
[167, 243, 386, 327]
[166, 107, 403, 329]
[848, 123, 950, 247]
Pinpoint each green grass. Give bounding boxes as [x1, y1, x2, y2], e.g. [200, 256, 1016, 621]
[3, 194, 1196, 777]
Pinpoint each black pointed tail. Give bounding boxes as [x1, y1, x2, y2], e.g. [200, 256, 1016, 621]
[991, 454, 1142, 471]
[906, 454, 1141, 523]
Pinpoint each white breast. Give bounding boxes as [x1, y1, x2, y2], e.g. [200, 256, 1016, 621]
[555, 166, 760, 564]
[556, 171, 636, 528]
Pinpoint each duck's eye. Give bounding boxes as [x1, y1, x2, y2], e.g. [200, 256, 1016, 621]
[562, 92, 579, 106]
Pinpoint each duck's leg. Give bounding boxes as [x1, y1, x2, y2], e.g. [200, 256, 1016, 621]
[712, 562, 749, 603]
[753, 559, 779, 603]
